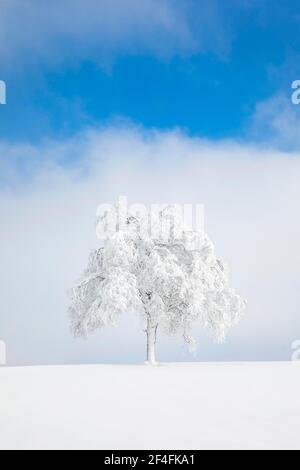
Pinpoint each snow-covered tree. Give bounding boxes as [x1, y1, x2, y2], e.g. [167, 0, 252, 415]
[69, 202, 245, 364]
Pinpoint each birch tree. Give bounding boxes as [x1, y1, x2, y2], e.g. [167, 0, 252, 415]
[69, 202, 245, 364]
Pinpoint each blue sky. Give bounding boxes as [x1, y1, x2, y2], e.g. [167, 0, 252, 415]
[0, 0, 300, 144]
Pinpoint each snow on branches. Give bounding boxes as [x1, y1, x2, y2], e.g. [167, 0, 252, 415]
[69, 200, 245, 363]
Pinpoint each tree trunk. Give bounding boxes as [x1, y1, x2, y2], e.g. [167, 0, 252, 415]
[146, 319, 158, 365]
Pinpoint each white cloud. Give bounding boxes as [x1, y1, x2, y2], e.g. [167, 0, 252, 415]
[248, 94, 300, 150]
[0, 125, 299, 365]
[0, 0, 232, 69]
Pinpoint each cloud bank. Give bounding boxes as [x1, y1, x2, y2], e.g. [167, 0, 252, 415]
[0, 125, 299, 365]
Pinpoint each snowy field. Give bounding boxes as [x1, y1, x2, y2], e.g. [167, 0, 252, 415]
[0, 362, 299, 450]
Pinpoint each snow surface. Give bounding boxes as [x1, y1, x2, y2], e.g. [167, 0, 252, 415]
[0, 362, 299, 450]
